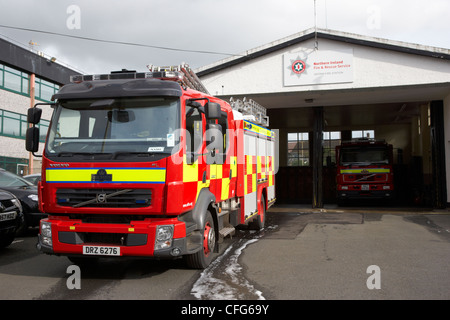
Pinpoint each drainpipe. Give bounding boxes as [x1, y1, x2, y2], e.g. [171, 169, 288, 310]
[28, 73, 35, 175]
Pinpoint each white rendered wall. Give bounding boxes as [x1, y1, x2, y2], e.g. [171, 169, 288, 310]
[201, 38, 450, 97]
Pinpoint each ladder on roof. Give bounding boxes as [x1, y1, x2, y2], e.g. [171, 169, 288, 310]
[147, 63, 210, 95]
[229, 97, 269, 127]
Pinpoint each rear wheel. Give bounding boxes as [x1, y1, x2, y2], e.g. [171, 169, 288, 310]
[185, 211, 216, 269]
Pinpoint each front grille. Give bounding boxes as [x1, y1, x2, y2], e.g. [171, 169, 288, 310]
[84, 232, 125, 245]
[56, 189, 152, 208]
[0, 199, 14, 209]
[58, 231, 148, 246]
[343, 174, 387, 183]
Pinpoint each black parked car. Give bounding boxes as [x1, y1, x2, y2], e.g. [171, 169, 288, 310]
[0, 168, 46, 233]
[0, 189, 24, 248]
[23, 173, 41, 186]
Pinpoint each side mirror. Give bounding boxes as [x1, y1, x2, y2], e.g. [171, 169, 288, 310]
[205, 102, 221, 120]
[25, 127, 40, 153]
[27, 107, 42, 125]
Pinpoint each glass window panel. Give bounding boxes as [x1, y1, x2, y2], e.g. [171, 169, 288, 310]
[288, 133, 298, 141]
[4, 111, 20, 119]
[287, 132, 310, 167]
[3, 117, 20, 136]
[39, 123, 49, 141]
[21, 121, 27, 137]
[39, 84, 54, 101]
[4, 72, 22, 92]
[4, 66, 21, 75]
[352, 130, 375, 139]
[22, 77, 29, 94]
[323, 131, 341, 166]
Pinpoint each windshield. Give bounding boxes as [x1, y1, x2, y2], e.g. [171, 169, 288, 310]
[46, 97, 180, 160]
[340, 146, 390, 166]
[0, 170, 34, 187]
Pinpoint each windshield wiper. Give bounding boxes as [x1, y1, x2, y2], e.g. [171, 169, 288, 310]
[341, 162, 370, 167]
[55, 152, 113, 158]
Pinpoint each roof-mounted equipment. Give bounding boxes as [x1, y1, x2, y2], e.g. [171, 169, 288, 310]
[229, 97, 269, 127]
[70, 63, 209, 95]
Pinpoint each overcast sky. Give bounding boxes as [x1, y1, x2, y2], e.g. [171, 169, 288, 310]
[0, 0, 449, 75]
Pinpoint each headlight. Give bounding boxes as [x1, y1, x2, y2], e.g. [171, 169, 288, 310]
[11, 198, 22, 211]
[28, 194, 39, 202]
[155, 225, 174, 251]
[41, 221, 52, 246]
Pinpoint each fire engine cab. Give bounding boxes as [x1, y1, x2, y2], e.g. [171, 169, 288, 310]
[336, 138, 394, 204]
[26, 64, 276, 269]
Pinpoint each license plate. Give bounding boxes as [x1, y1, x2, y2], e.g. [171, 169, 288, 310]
[361, 184, 370, 191]
[83, 245, 120, 256]
[0, 211, 16, 221]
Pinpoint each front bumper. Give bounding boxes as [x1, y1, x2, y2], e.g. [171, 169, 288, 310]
[337, 190, 394, 200]
[36, 216, 192, 259]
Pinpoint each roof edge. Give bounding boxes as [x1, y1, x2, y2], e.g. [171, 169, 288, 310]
[196, 28, 450, 77]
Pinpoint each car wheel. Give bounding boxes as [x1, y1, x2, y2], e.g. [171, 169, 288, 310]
[0, 234, 15, 248]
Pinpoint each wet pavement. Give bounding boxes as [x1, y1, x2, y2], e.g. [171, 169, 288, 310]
[241, 205, 450, 300]
[191, 204, 450, 300]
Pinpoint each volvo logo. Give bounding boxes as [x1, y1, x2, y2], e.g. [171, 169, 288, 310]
[96, 193, 107, 203]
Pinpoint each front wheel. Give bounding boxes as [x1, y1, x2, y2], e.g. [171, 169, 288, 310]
[185, 210, 216, 269]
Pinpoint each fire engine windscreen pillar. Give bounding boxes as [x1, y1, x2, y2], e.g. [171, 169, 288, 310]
[312, 107, 324, 208]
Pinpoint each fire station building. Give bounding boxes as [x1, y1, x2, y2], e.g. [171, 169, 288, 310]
[197, 28, 450, 209]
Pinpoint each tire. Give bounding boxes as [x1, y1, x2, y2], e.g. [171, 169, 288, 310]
[0, 234, 15, 248]
[185, 210, 216, 269]
[250, 194, 266, 230]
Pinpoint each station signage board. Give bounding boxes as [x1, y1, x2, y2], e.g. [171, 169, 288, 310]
[283, 49, 353, 86]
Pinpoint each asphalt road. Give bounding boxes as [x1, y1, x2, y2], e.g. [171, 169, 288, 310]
[242, 206, 450, 300]
[0, 205, 449, 301]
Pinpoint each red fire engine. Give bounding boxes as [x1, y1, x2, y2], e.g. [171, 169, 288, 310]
[336, 138, 394, 204]
[26, 64, 276, 268]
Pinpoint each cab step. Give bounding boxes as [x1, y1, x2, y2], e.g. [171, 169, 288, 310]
[219, 226, 235, 239]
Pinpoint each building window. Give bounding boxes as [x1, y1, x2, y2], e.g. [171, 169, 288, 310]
[352, 130, 374, 139]
[1, 110, 25, 137]
[0, 64, 29, 96]
[288, 132, 309, 166]
[0, 156, 28, 175]
[35, 77, 60, 102]
[0, 64, 60, 102]
[323, 131, 341, 165]
[0, 109, 49, 142]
